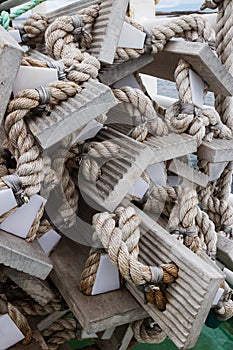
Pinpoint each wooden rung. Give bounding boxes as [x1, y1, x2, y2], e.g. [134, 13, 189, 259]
[79, 127, 154, 211]
[99, 54, 154, 86]
[47, 0, 128, 64]
[169, 159, 209, 187]
[197, 139, 233, 163]
[27, 79, 117, 149]
[0, 26, 23, 121]
[124, 204, 224, 350]
[96, 324, 134, 350]
[217, 235, 233, 271]
[50, 237, 147, 334]
[0, 230, 52, 279]
[140, 40, 233, 96]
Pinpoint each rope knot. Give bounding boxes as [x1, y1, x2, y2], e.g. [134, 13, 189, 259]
[149, 266, 164, 284]
[2, 174, 29, 206]
[47, 60, 67, 80]
[34, 86, 51, 114]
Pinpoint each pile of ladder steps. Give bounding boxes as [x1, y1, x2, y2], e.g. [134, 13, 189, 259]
[0, 0, 233, 349]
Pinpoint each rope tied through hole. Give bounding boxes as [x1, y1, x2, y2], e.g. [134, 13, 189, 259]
[2, 174, 29, 206]
[169, 226, 199, 238]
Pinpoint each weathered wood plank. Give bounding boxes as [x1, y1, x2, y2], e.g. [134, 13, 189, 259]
[99, 54, 154, 86]
[95, 324, 133, 350]
[197, 139, 233, 163]
[50, 237, 147, 334]
[0, 230, 52, 279]
[27, 79, 117, 150]
[79, 127, 154, 211]
[4, 267, 54, 306]
[0, 26, 23, 121]
[125, 204, 224, 350]
[47, 0, 128, 64]
[140, 40, 233, 96]
[169, 159, 209, 187]
[217, 235, 233, 271]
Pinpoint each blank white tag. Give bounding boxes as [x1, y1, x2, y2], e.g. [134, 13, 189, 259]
[146, 163, 166, 186]
[168, 175, 180, 186]
[118, 22, 146, 49]
[0, 314, 24, 350]
[13, 66, 58, 96]
[212, 288, 224, 306]
[208, 162, 228, 181]
[189, 69, 204, 108]
[0, 195, 46, 239]
[72, 120, 103, 144]
[81, 330, 98, 339]
[0, 189, 17, 217]
[9, 30, 21, 43]
[113, 74, 142, 90]
[128, 177, 149, 199]
[92, 254, 120, 295]
[38, 229, 61, 256]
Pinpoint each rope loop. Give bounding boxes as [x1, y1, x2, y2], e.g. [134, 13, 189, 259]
[47, 60, 67, 81]
[2, 174, 29, 206]
[71, 14, 92, 46]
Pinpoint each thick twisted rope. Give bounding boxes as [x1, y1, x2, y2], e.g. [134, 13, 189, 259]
[42, 317, 78, 350]
[45, 14, 100, 83]
[5, 81, 79, 196]
[215, 0, 233, 132]
[92, 206, 178, 310]
[151, 14, 215, 54]
[81, 141, 120, 183]
[165, 59, 232, 146]
[12, 296, 63, 317]
[113, 87, 169, 139]
[213, 281, 233, 321]
[132, 318, 166, 344]
[0, 295, 32, 345]
[80, 250, 105, 295]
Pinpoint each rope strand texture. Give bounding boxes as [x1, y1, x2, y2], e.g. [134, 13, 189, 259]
[113, 87, 169, 139]
[151, 14, 215, 54]
[132, 318, 166, 344]
[92, 206, 178, 310]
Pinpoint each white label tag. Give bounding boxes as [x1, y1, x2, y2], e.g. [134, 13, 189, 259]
[212, 288, 224, 306]
[0, 195, 46, 239]
[118, 21, 146, 49]
[81, 330, 98, 339]
[168, 175, 180, 186]
[9, 30, 21, 43]
[92, 254, 120, 295]
[146, 163, 166, 186]
[208, 162, 228, 181]
[0, 189, 17, 217]
[38, 229, 61, 256]
[72, 120, 103, 144]
[189, 69, 204, 108]
[113, 73, 142, 90]
[128, 177, 149, 199]
[13, 66, 58, 96]
[0, 314, 24, 350]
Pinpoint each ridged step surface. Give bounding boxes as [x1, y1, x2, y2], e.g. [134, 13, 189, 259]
[125, 205, 223, 350]
[79, 128, 154, 211]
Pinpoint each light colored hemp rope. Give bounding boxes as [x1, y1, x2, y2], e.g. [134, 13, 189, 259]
[115, 16, 146, 61]
[213, 280, 233, 321]
[201, 0, 222, 10]
[91, 206, 178, 310]
[132, 318, 166, 344]
[52, 146, 80, 229]
[17, 13, 49, 46]
[113, 87, 169, 140]
[198, 184, 233, 235]
[165, 59, 232, 146]
[151, 14, 215, 54]
[4, 81, 79, 196]
[167, 187, 205, 255]
[42, 316, 78, 350]
[80, 250, 105, 295]
[44, 14, 100, 83]
[36, 218, 54, 239]
[41, 156, 60, 198]
[12, 296, 63, 317]
[0, 295, 32, 345]
[213, 161, 233, 201]
[215, 0, 233, 132]
[81, 140, 121, 183]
